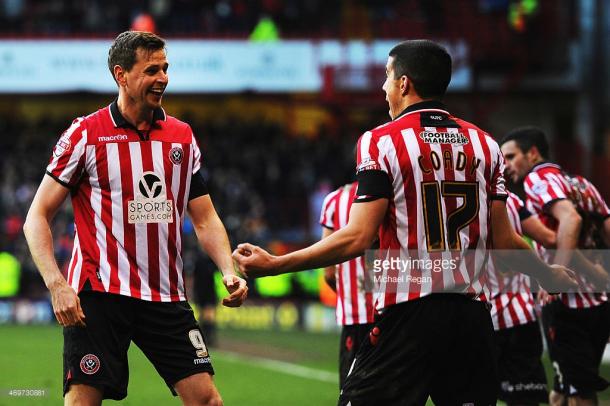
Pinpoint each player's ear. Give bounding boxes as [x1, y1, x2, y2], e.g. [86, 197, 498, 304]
[526, 145, 541, 161]
[114, 65, 126, 87]
[401, 75, 409, 96]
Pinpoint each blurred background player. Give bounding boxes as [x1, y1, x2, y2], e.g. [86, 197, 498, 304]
[488, 190, 557, 405]
[234, 39, 577, 405]
[501, 126, 610, 406]
[319, 181, 375, 389]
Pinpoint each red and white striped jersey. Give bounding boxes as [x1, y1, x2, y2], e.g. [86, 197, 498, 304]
[320, 182, 375, 325]
[486, 192, 536, 330]
[354, 100, 508, 311]
[46, 101, 201, 302]
[524, 162, 609, 309]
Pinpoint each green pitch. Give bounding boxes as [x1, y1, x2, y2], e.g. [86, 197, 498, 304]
[0, 325, 609, 405]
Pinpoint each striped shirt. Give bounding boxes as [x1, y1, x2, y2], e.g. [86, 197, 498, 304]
[524, 162, 609, 309]
[46, 101, 201, 302]
[486, 192, 536, 330]
[320, 182, 375, 325]
[354, 100, 507, 311]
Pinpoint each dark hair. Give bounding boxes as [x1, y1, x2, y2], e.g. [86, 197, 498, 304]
[500, 126, 549, 159]
[388, 40, 452, 99]
[108, 31, 165, 78]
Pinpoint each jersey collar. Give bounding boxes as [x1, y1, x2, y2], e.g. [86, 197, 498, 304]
[393, 100, 449, 121]
[109, 99, 166, 129]
[530, 161, 561, 173]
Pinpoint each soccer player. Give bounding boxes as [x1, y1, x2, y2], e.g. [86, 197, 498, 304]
[501, 127, 610, 406]
[23, 31, 247, 406]
[488, 191, 556, 405]
[233, 39, 576, 404]
[319, 181, 375, 388]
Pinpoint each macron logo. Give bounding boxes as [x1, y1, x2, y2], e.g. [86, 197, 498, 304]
[98, 134, 129, 142]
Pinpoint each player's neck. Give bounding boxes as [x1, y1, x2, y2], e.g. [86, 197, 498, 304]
[401, 94, 428, 113]
[392, 95, 430, 120]
[117, 95, 155, 131]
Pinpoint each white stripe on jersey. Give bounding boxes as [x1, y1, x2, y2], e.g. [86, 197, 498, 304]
[107, 143, 130, 295]
[86, 144, 111, 291]
[467, 129, 488, 296]
[129, 142, 151, 300]
[151, 141, 171, 302]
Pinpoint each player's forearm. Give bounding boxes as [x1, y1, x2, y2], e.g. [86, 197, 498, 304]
[194, 216, 235, 276]
[554, 214, 581, 266]
[493, 233, 556, 282]
[277, 227, 369, 274]
[23, 214, 66, 290]
[569, 249, 609, 288]
[521, 217, 556, 248]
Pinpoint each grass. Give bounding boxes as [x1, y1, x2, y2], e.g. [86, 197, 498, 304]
[0, 325, 609, 405]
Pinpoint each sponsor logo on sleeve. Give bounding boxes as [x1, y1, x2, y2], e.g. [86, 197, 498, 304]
[127, 172, 174, 224]
[356, 158, 381, 173]
[531, 181, 548, 195]
[419, 131, 469, 145]
[53, 133, 72, 157]
[80, 354, 101, 375]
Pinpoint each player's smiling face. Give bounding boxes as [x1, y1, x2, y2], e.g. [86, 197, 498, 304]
[123, 48, 168, 111]
[382, 56, 402, 120]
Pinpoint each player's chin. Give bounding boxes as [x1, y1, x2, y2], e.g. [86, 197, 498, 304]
[146, 93, 163, 107]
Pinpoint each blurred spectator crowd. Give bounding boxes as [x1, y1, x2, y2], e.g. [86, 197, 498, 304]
[0, 0, 547, 39]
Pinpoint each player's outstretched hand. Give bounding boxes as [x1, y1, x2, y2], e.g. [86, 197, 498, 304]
[49, 279, 86, 327]
[232, 243, 279, 278]
[539, 264, 578, 294]
[221, 274, 248, 307]
[536, 288, 557, 306]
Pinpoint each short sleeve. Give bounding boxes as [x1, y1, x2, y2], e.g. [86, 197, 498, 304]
[489, 140, 508, 200]
[524, 172, 567, 211]
[354, 131, 392, 202]
[190, 128, 202, 175]
[582, 177, 610, 217]
[319, 189, 340, 229]
[46, 117, 87, 188]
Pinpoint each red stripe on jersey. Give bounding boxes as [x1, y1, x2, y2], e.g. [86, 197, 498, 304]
[348, 259, 360, 323]
[162, 142, 179, 301]
[176, 144, 191, 221]
[330, 192, 342, 231]
[140, 142, 161, 301]
[337, 262, 346, 325]
[391, 133, 418, 304]
[474, 132, 492, 249]
[516, 293, 534, 324]
[460, 129, 479, 292]
[118, 142, 141, 298]
[74, 174, 105, 292]
[67, 245, 79, 287]
[95, 145, 120, 294]
[494, 296, 506, 330]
